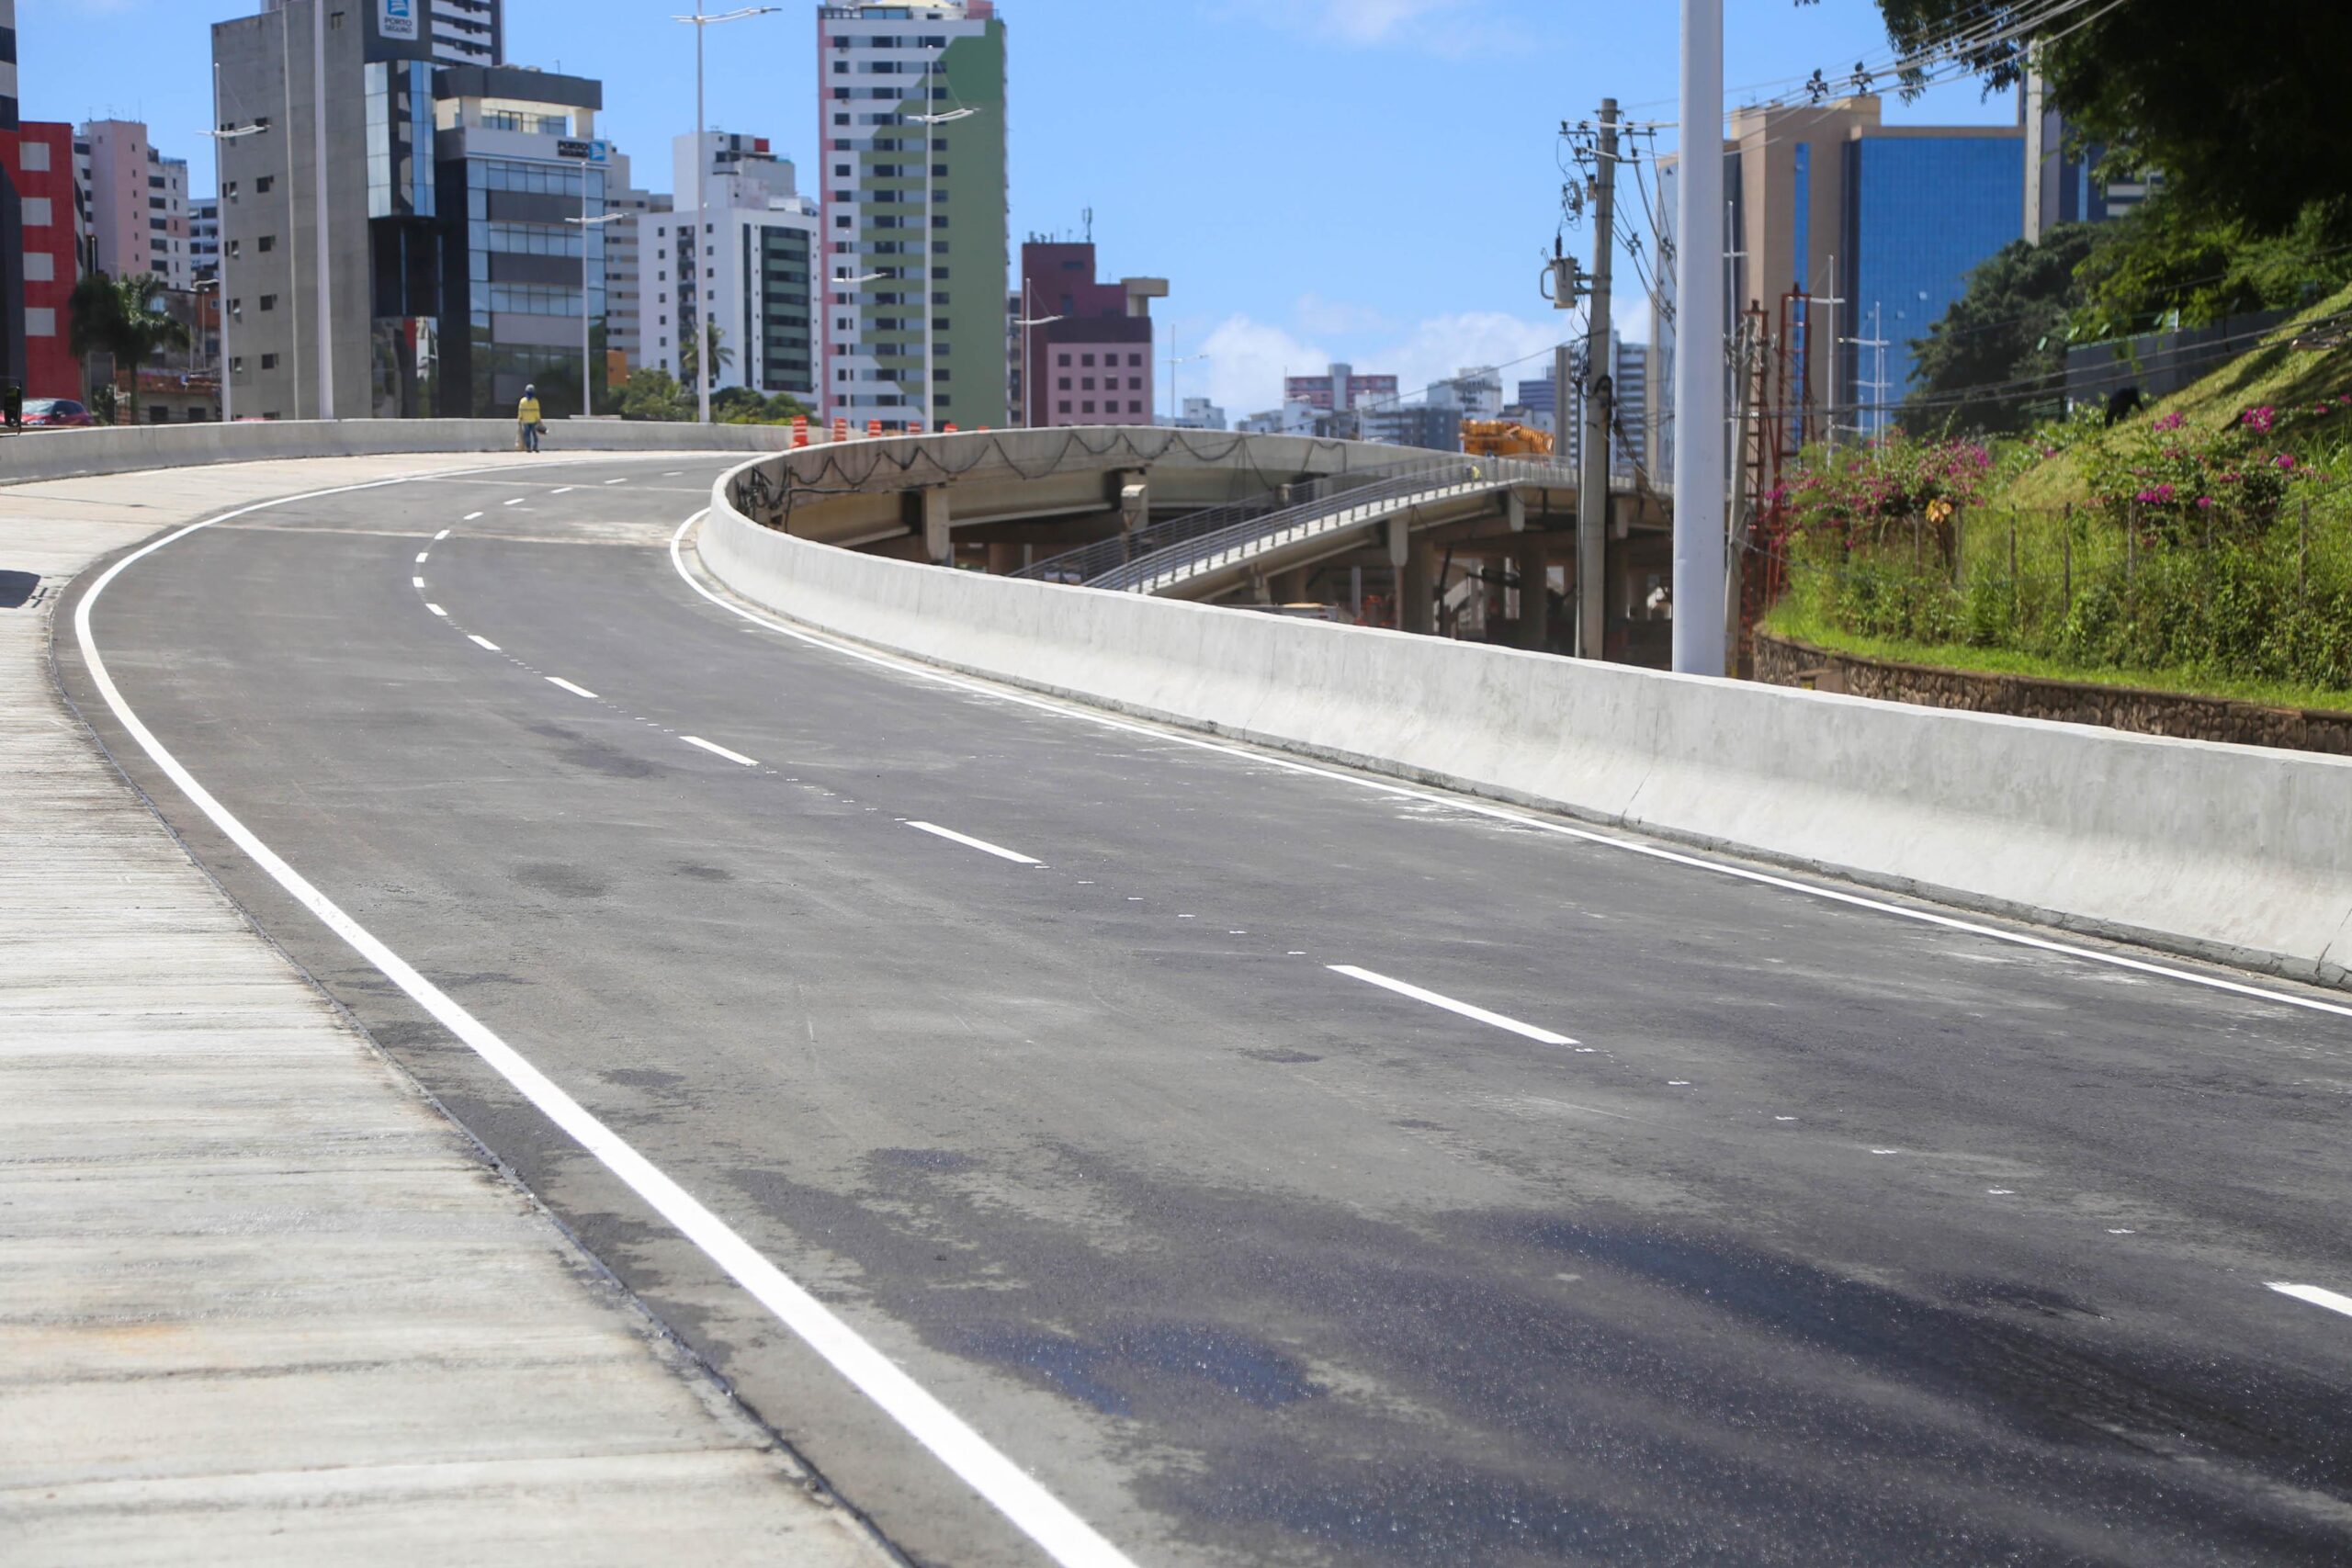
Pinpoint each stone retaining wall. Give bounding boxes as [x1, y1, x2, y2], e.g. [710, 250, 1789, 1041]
[1753, 632, 2352, 756]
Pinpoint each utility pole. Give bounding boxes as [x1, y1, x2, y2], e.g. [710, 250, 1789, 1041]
[1576, 98, 1619, 661]
[310, 0, 334, 419]
[1672, 0, 1726, 675]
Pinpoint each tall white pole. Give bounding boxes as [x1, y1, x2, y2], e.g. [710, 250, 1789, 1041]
[1671, 0, 1725, 676]
[582, 174, 593, 417]
[279, 10, 301, 420]
[694, 1, 710, 425]
[922, 123, 932, 432]
[211, 64, 233, 423]
[310, 0, 334, 419]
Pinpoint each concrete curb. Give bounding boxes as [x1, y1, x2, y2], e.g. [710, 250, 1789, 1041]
[700, 459, 2352, 991]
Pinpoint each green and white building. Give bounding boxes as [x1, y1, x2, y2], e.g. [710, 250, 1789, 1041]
[816, 0, 1008, 430]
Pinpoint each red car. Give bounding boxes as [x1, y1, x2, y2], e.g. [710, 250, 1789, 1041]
[20, 398, 97, 428]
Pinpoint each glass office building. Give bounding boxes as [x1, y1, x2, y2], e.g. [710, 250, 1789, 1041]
[1839, 133, 2023, 434]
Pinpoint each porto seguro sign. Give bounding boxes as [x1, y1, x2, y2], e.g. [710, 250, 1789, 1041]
[379, 0, 419, 41]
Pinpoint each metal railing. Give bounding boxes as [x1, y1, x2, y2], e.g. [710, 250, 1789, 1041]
[1013, 453, 1570, 592]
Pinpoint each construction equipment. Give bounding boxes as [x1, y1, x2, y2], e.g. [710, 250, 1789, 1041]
[1460, 419, 1555, 459]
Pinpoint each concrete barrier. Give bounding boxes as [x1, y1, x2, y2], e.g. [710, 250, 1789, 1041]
[702, 459, 2352, 988]
[0, 418, 798, 487]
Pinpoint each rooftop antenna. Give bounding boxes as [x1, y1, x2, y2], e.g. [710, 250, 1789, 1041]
[1082, 205, 1093, 243]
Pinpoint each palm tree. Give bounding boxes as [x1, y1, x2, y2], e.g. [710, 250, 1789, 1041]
[676, 321, 734, 391]
[67, 272, 192, 424]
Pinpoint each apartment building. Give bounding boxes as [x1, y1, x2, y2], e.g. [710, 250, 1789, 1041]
[639, 130, 818, 401]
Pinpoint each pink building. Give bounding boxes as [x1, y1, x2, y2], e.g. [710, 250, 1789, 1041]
[1284, 363, 1398, 413]
[3, 119, 85, 399]
[1016, 241, 1165, 428]
[78, 118, 191, 288]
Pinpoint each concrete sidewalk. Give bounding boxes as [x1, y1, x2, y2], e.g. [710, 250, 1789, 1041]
[0, 457, 889, 1564]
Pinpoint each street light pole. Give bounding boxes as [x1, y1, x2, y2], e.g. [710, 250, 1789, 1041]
[200, 71, 266, 424]
[1169, 343, 1206, 428]
[674, 5, 782, 425]
[1671, 0, 1726, 676]
[311, 0, 334, 419]
[565, 201, 626, 419]
[1012, 277, 1062, 428]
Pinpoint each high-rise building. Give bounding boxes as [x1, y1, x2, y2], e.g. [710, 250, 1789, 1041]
[1, 0, 23, 397]
[77, 120, 194, 289]
[599, 147, 668, 376]
[1429, 367, 1503, 420]
[2021, 73, 2154, 243]
[1528, 337, 1650, 472]
[1284, 362, 1397, 414]
[215, 0, 593, 420]
[1657, 96, 2024, 447]
[1013, 240, 1164, 427]
[191, 197, 220, 283]
[817, 1, 1009, 429]
[639, 131, 818, 401]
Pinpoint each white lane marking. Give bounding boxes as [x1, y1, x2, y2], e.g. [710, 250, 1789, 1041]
[1328, 964, 1576, 1045]
[414, 552, 429, 563]
[412, 576, 425, 589]
[463, 512, 484, 521]
[547, 676, 599, 700]
[682, 734, 759, 767]
[468, 635, 501, 651]
[670, 514, 2352, 1024]
[550, 486, 576, 495]
[76, 479, 1142, 1568]
[605, 477, 628, 484]
[2269, 1282, 2352, 1321]
[434, 528, 452, 540]
[426, 604, 447, 616]
[503, 497, 525, 506]
[663, 469, 684, 476]
[906, 820, 1041, 865]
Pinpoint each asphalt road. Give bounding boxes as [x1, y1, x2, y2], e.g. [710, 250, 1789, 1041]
[61, 453, 2352, 1566]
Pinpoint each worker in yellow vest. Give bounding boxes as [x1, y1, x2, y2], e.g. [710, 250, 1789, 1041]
[516, 385, 544, 453]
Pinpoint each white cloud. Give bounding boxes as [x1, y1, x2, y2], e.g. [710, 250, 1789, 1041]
[1379, 311, 1575, 404]
[1310, 0, 1469, 46]
[1197, 314, 1331, 418]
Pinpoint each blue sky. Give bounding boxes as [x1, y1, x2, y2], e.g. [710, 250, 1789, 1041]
[22, 0, 2012, 416]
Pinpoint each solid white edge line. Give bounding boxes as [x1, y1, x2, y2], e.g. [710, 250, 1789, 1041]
[2268, 1282, 2352, 1321]
[906, 820, 1041, 865]
[467, 634, 501, 652]
[1329, 964, 1576, 1045]
[76, 477, 1140, 1568]
[426, 604, 447, 616]
[667, 513, 2352, 1024]
[547, 676, 599, 700]
[681, 734, 758, 767]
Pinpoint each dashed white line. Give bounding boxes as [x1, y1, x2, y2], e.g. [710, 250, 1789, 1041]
[414, 551, 429, 563]
[426, 604, 447, 616]
[434, 528, 452, 540]
[468, 635, 501, 651]
[550, 486, 576, 495]
[2268, 1282, 2352, 1321]
[547, 676, 599, 700]
[1327, 964, 1576, 1045]
[682, 735, 759, 767]
[605, 477, 628, 485]
[463, 512, 484, 521]
[503, 498, 525, 506]
[412, 576, 424, 589]
[905, 821, 1040, 864]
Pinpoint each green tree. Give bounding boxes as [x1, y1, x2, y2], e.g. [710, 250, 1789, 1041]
[710, 385, 813, 425]
[1904, 221, 2100, 434]
[676, 322, 734, 392]
[67, 272, 192, 424]
[2068, 197, 2352, 342]
[611, 367, 693, 422]
[1867, 0, 2352, 240]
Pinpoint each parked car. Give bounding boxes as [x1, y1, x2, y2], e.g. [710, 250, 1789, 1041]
[21, 398, 97, 429]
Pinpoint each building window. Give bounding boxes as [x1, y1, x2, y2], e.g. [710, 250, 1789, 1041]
[1129, 354, 1143, 367]
[1057, 354, 1069, 367]
[1080, 378, 1094, 390]
[261, 353, 278, 368]
[1057, 377, 1070, 390]
[259, 294, 277, 311]
[1082, 402, 1096, 414]
[256, 175, 274, 194]
[1129, 400, 1143, 414]
[1058, 400, 1072, 413]
[1080, 354, 1095, 367]
[25, 308, 57, 338]
[258, 234, 275, 253]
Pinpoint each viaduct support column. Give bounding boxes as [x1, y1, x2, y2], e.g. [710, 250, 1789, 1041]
[1402, 536, 1436, 636]
[922, 488, 952, 565]
[1515, 534, 1549, 650]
